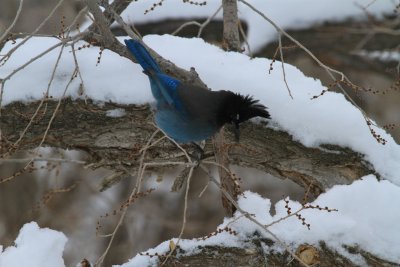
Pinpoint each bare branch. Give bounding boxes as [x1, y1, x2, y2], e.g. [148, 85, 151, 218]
[238, 0, 382, 142]
[222, 0, 241, 51]
[198, 5, 223, 37]
[238, 19, 252, 56]
[198, 163, 311, 267]
[95, 129, 160, 267]
[0, 0, 66, 65]
[278, 33, 293, 99]
[172, 21, 201, 36]
[161, 165, 194, 265]
[0, 0, 24, 45]
[0, 157, 86, 164]
[171, 5, 223, 37]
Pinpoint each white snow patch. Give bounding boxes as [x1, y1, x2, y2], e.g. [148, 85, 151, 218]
[357, 50, 400, 62]
[0, 222, 67, 267]
[106, 108, 127, 117]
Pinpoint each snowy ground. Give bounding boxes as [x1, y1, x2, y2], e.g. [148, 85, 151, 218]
[0, 0, 399, 266]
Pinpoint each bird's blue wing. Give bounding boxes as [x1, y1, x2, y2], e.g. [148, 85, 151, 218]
[153, 73, 184, 111]
[124, 39, 184, 112]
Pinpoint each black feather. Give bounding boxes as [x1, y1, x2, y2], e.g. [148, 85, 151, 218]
[235, 94, 270, 123]
[215, 92, 270, 125]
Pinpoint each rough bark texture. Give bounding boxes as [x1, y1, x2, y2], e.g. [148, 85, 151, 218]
[1, 99, 373, 194]
[219, 0, 242, 215]
[222, 0, 241, 51]
[214, 128, 237, 216]
[161, 241, 400, 267]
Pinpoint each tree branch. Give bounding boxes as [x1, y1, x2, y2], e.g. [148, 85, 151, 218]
[0, 99, 373, 192]
[160, 242, 398, 267]
[222, 0, 241, 51]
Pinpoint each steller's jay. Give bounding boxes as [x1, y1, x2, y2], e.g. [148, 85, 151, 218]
[124, 39, 270, 144]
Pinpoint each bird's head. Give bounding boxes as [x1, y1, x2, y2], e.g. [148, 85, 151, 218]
[221, 92, 270, 141]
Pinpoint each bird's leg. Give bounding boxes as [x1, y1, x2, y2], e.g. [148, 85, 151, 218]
[189, 142, 205, 163]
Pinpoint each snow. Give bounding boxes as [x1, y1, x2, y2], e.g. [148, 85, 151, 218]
[116, 175, 400, 266]
[357, 50, 400, 62]
[114, 0, 394, 51]
[270, 175, 400, 263]
[0, 37, 152, 105]
[0, 222, 67, 267]
[106, 108, 127, 117]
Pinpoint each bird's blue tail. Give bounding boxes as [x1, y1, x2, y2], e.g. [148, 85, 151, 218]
[124, 39, 161, 73]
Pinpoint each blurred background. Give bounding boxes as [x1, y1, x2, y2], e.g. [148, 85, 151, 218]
[0, 0, 399, 266]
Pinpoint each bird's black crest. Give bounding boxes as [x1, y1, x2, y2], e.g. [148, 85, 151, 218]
[233, 93, 270, 123]
[215, 91, 270, 128]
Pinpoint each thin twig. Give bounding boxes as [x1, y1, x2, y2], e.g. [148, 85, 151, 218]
[111, 8, 140, 40]
[161, 166, 194, 266]
[170, 5, 222, 37]
[198, 163, 310, 267]
[0, 0, 24, 44]
[0, 0, 66, 65]
[0, 32, 85, 114]
[198, 180, 209, 197]
[264, 205, 307, 228]
[0, 42, 61, 113]
[0, 157, 86, 164]
[238, 19, 252, 57]
[197, 5, 223, 37]
[172, 21, 201, 36]
[0, 161, 34, 184]
[1, 7, 87, 156]
[5, 39, 66, 157]
[71, 43, 86, 96]
[239, 0, 377, 140]
[36, 67, 76, 150]
[95, 126, 197, 266]
[278, 33, 293, 99]
[238, 0, 344, 78]
[65, 6, 89, 33]
[95, 129, 160, 267]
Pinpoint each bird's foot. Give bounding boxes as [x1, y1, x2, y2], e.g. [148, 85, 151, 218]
[188, 142, 205, 165]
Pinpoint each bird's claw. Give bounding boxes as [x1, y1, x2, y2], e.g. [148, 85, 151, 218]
[188, 142, 205, 166]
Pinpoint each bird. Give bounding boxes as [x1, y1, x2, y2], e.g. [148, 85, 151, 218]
[124, 39, 270, 145]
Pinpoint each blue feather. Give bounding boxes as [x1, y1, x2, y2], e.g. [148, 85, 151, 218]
[155, 109, 216, 143]
[154, 73, 183, 110]
[125, 39, 183, 111]
[124, 39, 161, 73]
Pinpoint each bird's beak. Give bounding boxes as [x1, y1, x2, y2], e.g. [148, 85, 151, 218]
[233, 122, 240, 142]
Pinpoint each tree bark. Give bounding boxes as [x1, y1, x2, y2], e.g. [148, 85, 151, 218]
[219, 0, 242, 215]
[0, 99, 373, 194]
[222, 0, 241, 51]
[214, 128, 237, 216]
[161, 241, 399, 267]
